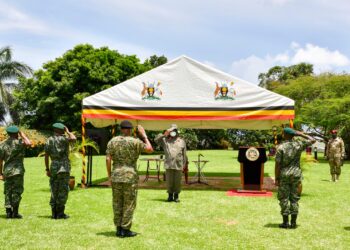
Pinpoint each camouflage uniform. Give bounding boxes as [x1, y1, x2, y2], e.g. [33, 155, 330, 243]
[327, 137, 345, 176]
[275, 138, 312, 216]
[0, 138, 25, 209]
[106, 136, 146, 230]
[155, 134, 187, 194]
[44, 135, 70, 210]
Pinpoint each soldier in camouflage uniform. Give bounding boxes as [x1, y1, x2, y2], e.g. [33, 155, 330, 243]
[44, 123, 76, 219]
[275, 128, 315, 229]
[155, 124, 188, 202]
[326, 130, 345, 182]
[106, 120, 153, 238]
[0, 126, 31, 219]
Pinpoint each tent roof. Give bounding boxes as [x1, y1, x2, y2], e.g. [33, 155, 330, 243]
[82, 55, 294, 130]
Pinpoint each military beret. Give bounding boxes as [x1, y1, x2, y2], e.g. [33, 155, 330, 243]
[6, 125, 19, 134]
[283, 127, 296, 135]
[169, 124, 178, 131]
[52, 122, 65, 130]
[120, 120, 133, 129]
[330, 130, 337, 134]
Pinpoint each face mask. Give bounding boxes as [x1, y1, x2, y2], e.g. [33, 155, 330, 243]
[170, 131, 177, 137]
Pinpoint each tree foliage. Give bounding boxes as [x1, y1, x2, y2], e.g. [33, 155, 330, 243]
[273, 73, 350, 156]
[0, 46, 33, 123]
[12, 44, 167, 131]
[258, 63, 313, 90]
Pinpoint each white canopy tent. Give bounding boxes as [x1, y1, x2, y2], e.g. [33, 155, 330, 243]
[81, 55, 294, 186]
[82, 55, 294, 130]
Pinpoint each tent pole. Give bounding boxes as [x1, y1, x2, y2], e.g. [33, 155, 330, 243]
[81, 116, 87, 188]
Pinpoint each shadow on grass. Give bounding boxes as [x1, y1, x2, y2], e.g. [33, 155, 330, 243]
[264, 223, 280, 228]
[150, 198, 168, 202]
[37, 215, 53, 219]
[96, 231, 116, 237]
[344, 227, 350, 231]
[0, 214, 8, 219]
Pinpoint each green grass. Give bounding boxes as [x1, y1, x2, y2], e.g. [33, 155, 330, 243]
[1, 150, 350, 249]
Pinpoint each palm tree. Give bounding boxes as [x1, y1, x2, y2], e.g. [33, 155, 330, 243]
[0, 46, 33, 122]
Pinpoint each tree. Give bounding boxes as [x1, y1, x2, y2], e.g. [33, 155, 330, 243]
[13, 44, 167, 131]
[0, 46, 32, 122]
[143, 55, 168, 69]
[273, 73, 350, 157]
[258, 63, 313, 90]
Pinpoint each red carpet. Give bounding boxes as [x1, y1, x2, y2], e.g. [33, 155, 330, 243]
[226, 189, 273, 197]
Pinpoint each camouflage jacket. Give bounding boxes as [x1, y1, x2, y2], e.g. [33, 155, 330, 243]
[327, 137, 345, 159]
[106, 136, 146, 184]
[45, 135, 70, 174]
[155, 134, 188, 170]
[0, 138, 25, 177]
[275, 138, 312, 178]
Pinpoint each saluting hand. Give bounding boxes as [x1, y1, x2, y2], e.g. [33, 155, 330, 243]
[137, 125, 147, 138]
[0, 175, 4, 181]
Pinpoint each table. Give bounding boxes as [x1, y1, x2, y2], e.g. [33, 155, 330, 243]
[189, 160, 209, 185]
[140, 158, 164, 182]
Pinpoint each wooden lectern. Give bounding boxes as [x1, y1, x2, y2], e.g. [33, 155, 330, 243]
[237, 147, 267, 191]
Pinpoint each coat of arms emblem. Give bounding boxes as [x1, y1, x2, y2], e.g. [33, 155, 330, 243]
[141, 81, 162, 100]
[214, 81, 236, 100]
[246, 147, 260, 161]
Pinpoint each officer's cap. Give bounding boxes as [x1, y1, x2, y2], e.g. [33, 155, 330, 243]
[330, 130, 337, 134]
[52, 122, 65, 130]
[283, 127, 296, 136]
[120, 120, 133, 129]
[6, 125, 19, 134]
[168, 124, 178, 131]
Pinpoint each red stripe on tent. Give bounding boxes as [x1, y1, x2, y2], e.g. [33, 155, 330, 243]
[82, 114, 294, 120]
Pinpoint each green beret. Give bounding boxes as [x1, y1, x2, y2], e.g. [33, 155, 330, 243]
[52, 122, 65, 130]
[6, 125, 19, 134]
[283, 127, 296, 135]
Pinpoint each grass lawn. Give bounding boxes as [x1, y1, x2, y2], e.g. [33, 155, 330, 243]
[1, 150, 350, 249]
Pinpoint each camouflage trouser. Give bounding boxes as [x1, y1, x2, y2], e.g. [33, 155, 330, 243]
[50, 172, 70, 208]
[277, 174, 302, 216]
[165, 169, 182, 194]
[4, 175, 24, 209]
[328, 157, 342, 175]
[112, 182, 138, 230]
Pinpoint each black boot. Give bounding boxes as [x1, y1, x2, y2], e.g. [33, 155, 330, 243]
[279, 215, 289, 229]
[167, 193, 174, 202]
[12, 206, 22, 219]
[290, 214, 297, 229]
[51, 207, 57, 219]
[6, 208, 12, 219]
[56, 206, 69, 219]
[116, 226, 122, 237]
[121, 228, 137, 238]
[174, 193, 180, 203]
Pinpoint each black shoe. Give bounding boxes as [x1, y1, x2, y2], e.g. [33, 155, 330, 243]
[174, 193, 180, 203]
[56, 206, 69, 219]
[6, 208, 12, 219]
[51, 207, 57, 219]
[116, 226, 122, 237]
[167, 193, 174, 202]
[121, 229, 137, 238]
[279, 215, 289, 229]
[12, 206, 22, 219]
[290, 214, 297, 229]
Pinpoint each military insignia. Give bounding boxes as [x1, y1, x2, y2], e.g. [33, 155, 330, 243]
[246, 147, 260, 161]
[141, 81, 162, 100]
[214, 81, 236, 100]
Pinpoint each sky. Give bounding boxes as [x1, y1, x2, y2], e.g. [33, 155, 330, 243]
[1, 0, 350, 83]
